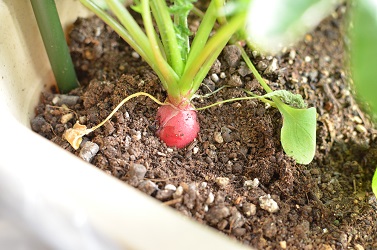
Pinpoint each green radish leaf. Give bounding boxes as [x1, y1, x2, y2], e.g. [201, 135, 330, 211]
[350, 0, 377, 121]
[279, 104, 316, 164]
[373, 169, 377, 197]
[349, 0, 377, 196]
[245, 0, 340, 54]
[169, 0, 196, 63]
[263, 90, 307, 109]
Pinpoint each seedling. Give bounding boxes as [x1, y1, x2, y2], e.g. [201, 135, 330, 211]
[63, 0, 318, 165]
[73, 0, 247, 149]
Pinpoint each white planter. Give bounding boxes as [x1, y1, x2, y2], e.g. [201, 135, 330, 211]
[0, 0, 251, 249]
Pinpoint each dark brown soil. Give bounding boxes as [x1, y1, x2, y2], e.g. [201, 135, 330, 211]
[31, 5, 377, 250]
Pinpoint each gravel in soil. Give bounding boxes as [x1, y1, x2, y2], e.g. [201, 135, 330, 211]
[31, 6, 377, 250]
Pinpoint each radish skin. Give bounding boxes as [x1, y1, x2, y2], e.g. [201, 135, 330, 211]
[156, 104, 199, 148]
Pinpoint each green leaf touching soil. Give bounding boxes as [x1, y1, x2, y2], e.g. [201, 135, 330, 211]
[238, 44, 316, 164]
[279, 104, 316, 165]
[373, 169, 377, 198]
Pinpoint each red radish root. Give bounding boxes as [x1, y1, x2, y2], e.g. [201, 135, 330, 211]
[156, 104, 199, 148]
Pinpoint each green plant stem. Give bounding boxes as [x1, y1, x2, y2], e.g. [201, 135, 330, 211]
[151, 0, 184, 75]
[140, 0, 181, 100]
[184, 0, 220, 72]
[237, 44, 289, 110]
[180, 11, 247, 97]
[237, 44, 272, 93]
[104, 0, 175, 91]
[81, 0, 181, 97]
[30, 0, 78, 93]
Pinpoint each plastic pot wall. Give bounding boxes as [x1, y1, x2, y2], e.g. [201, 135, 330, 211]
[0, 0, 252, 249]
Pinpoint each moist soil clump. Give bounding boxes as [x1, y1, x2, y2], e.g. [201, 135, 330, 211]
[31, 6, 377, 249]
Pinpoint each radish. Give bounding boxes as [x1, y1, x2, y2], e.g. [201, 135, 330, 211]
[156, 104, 199, 148]
[65, 0, 316, 166]
[78, 0, 247, 148]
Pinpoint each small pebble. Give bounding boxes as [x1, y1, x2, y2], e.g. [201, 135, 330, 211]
[244, 178, 260, 188]
[193, 147, 199, 154]
[264, 58, 278, 74]
[223, 45, 241, 67]
[200, 182, 208, 189]
[164, 184, 177, 191]
[205, 205, 230, 225]
[211, 73, 219, 82]
[221, 126, 232, 143]
[228, 75, 243, 87]
[356, 124, 367, 133]
[229, 208, 245, 229]
[157, 151, 167, 157]
[252, 50, 259, 58]
[202, 78, 216, 93]
[232, 228, 246, 237]
[217, 219, 228, 230]
[242, 202, 257, 217]
[78, 116, 87, 124]
[204, 205, 209, 212]
[257, 61, 268, 71]
[129, 163, 147, 180]
[30, 116, 47, 132]
[238, 64, 252, 76]
[131, 131, 142, 141]
[259, 194, 279, 213]
[289, 50, 296, 60]
[305, 34, 313, 42]
[131, 51, 140, 58]
[156, 189, 174, 201]
[79, 141, 99, 162]
[214, 132, 224, 144]
[209, 59, 221, 74]
[215, 177, 230, 188]
[219, 72, 226, 79]
[305, 56, 312, 62]
[280, 241, 287, 249]
[52, 94, 80, 106]
[138, 180, 158, 195]
[352, 116, 363, 124]
[263, 222, 278, 238]
[206, 192, 215, 204]
[173, 186, 184, 198]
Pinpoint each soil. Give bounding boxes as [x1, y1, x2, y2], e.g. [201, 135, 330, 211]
[31, 4, 377, 250]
